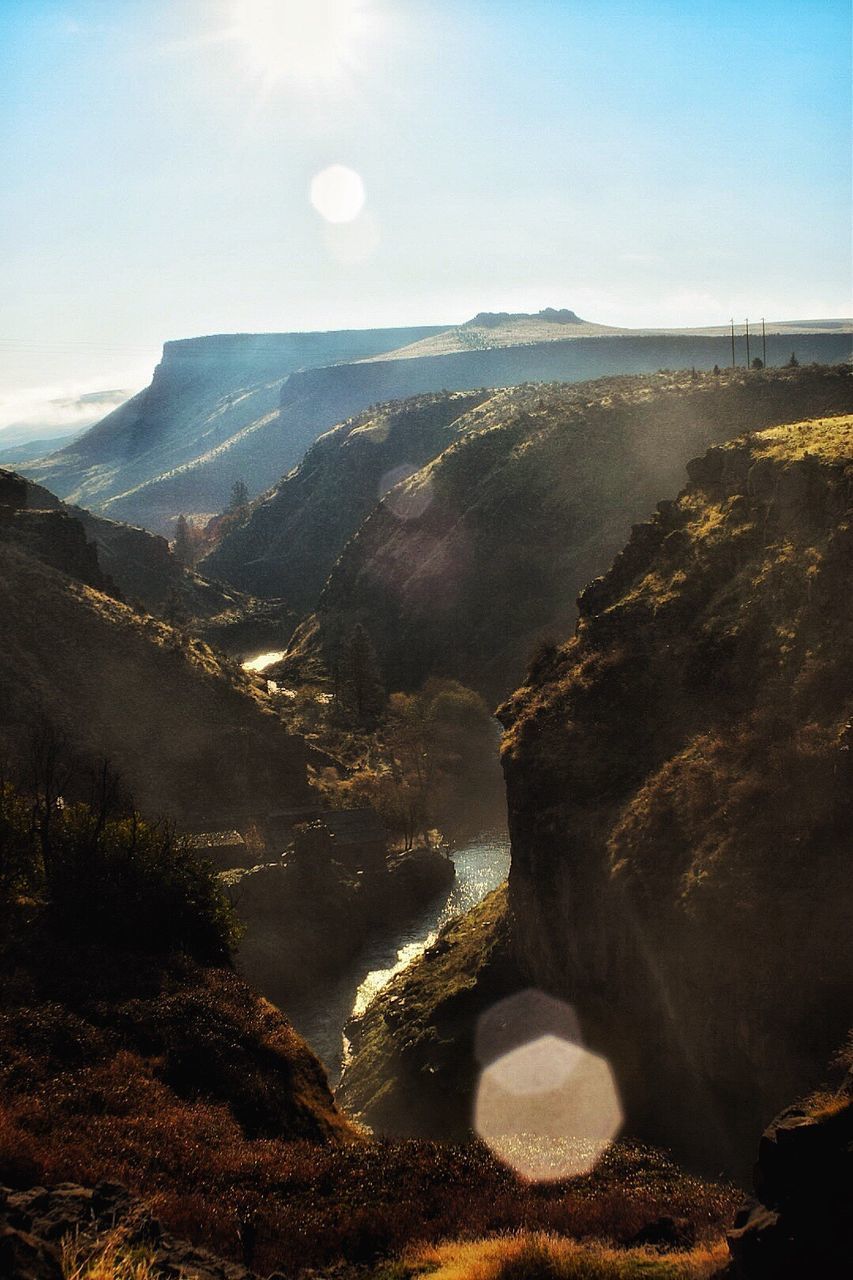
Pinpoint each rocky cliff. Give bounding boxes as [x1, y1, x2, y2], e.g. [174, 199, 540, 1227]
[499, 412, 853, 1173]
[293, 365, 853, 701]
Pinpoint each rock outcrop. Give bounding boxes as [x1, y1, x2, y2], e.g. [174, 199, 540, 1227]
[0, 1181, 254, 1280]
[727, 1057, 853, 1277]
[499, 412, 853, 1174]
[338, 886, 522, 1137]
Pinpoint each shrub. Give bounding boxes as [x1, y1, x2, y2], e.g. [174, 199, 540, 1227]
[0, 780, 238, 962]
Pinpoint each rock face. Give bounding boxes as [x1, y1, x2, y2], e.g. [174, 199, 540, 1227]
[338, 886, 522, 1137]
[294, 366, 853, 701]
[0, 1181, 254, 1280]
[499, 412, 853, 1174]
[727, 1065, 853, 1277]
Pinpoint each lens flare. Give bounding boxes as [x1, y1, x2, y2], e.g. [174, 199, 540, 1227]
[310, 165, 366, 224]
[475, 994, 623, 1182]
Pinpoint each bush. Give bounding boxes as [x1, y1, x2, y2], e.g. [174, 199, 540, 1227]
[0, 780, 238, 962]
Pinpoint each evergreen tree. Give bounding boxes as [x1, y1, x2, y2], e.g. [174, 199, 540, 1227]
[346, 623, 385, 724]
[173, 514, 193, 567]
[787, 351, 799, 367]
[752, 357, 764, 370]
[229, 479, 249, 511]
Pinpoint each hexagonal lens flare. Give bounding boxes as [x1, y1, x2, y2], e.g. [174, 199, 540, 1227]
[474, 994, 622, 1181]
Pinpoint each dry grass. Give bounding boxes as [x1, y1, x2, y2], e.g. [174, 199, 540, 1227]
[61, 1226, 157, 1280]
[399, 1232, 729, 1280]
[753, 413, 853, 462]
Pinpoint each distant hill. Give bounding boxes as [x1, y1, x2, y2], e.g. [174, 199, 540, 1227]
[23, 314, 851, 534]
[0, 471, 308, 825]
[284, 364, 853, 700]
[24, 326, 446, 533]
[3, 467, 252, 625]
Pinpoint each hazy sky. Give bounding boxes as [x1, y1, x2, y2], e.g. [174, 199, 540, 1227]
[1, 0, 850, 425]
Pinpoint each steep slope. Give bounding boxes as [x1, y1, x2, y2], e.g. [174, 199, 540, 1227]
[2, 467, 250, 623]
[499, 413, 853, 1173]
[0, 519, 308, 824]
[202, 389, 494, 606]
[24, 326, 445, 532]
[290, 365, 853, 700]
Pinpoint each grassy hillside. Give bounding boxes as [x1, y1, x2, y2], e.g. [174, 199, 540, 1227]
[0, 538, 307, 824]
[291, 365, 853, 700]
[499, 412, 853, 1173]
[202, 389, 494, 606]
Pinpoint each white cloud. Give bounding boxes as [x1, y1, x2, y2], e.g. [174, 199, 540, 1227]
[0, 383, 136, 444]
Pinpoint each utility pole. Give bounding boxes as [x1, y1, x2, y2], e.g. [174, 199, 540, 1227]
[761, 317, 767, 367]
[730, 318, 736, 368]
[745, 318, 751, 367]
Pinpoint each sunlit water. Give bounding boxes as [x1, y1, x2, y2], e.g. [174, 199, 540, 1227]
[242, 650, 287, 673]
[285, 832, 511, 1085]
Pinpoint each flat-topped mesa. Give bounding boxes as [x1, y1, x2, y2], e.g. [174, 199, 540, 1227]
[463, 307, 585, 327]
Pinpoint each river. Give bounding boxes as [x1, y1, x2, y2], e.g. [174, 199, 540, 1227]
[283, 831, 511, 1084]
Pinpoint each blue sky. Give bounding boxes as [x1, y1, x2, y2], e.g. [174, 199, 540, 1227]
[1, 0, 850, 424]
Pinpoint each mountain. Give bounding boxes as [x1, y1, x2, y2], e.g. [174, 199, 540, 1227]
[0, 431, 83, 466]
[23, 315, 850, 534]
[23, 327, 446, 533]
[285, 364, 853, 700]
[499, 412, 853, 1173]
[0, 471, 308, 825]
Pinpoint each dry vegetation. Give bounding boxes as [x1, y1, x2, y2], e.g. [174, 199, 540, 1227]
[393, 1232, 729, 1280]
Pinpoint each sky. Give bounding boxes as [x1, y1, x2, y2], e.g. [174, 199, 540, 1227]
[1, 0, 851, 431]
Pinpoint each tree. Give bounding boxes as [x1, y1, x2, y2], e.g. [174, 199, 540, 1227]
[712, 364, 721, 375]
[787, 351, 799, 367]
[229, 479, 249, 511]
[346, 624, 385, 724]
[752, 357, 764, 370]
[173, 515, 193, 567]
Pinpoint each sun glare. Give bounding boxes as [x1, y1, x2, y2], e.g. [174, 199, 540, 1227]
[231, 0, 370, 87]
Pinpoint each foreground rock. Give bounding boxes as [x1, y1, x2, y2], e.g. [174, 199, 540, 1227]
[339, 886, 522, 1137]
[500, 411, 853, 1174]
[0, 1182, 253, 1280]
[727, 1054, 853, 1278]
